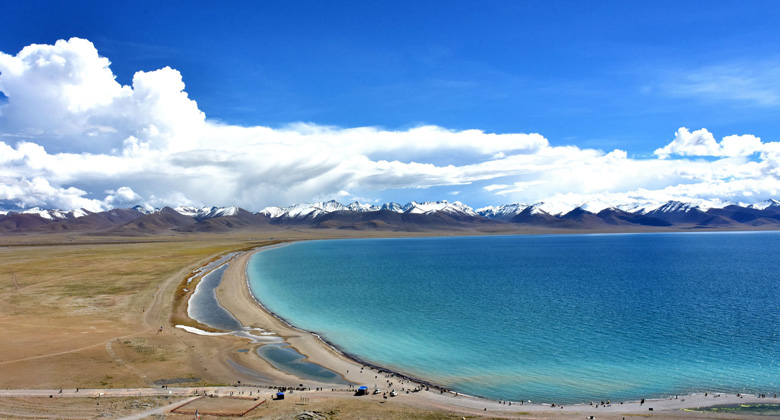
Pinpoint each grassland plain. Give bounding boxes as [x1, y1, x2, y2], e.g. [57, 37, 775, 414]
[1, 230, 777, 419]
[0, 233, 259, 389]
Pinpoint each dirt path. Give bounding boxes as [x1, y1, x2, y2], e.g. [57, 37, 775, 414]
[0, 332, 139, 366]
[115, 396, 202, 420]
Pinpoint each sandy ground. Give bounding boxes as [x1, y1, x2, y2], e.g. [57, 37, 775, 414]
[1, 231, 779, 419]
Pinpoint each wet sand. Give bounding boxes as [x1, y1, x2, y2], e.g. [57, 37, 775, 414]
[212, 245, 780, 418]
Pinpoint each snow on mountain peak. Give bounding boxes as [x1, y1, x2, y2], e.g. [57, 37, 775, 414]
[347, 201, 380, 212]
[381, 202, 404, 213]
[528, 204, 550, 216]
[476, 203, 531, 219]
[132, 205, 155, 214]
[204, 206, 239, 218]
[258, 206, 286, 218]
[751, 198, 780, 210]
[259, 199, 478, 219]
[285, 202, 340, 219]
[655, 201, 697, 213]
[528, 198, 629, 216]
[402, 200, 477, 216]
[527, 202, 558, 216]
[21, 207, 88, 220]
[260, 200, 350, 219]
[173, 206, 201, 218]
[173, 206, 240, 220]
[22, 207, 55, 220]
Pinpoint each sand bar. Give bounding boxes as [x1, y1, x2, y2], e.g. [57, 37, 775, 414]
[216, 246, 371, 387]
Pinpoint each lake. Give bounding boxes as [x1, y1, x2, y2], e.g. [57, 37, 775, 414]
[247, 232, 780, 403]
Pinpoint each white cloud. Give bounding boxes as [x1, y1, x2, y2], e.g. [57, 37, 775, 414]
[0, 38, 203, 154]
[661, 62, 780, 107]
[1, 38, 780, 212]
[103, 186, 142, 207]
[0, 176, 104, 211]
[655, 127, 766, 159]
[483, 184, 509, 192]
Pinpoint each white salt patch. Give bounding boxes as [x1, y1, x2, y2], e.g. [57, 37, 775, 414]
[176, 325, 232, 336]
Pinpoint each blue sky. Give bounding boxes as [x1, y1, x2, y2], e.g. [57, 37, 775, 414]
[2, 1, 780, 211]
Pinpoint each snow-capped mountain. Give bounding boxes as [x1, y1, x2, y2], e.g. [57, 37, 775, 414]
[531, 201, 582, 216]
[259, 200, 477, 220]
[21, 207, 89, 220]
[258, 200, 352, 220]
[475, 198, 746, 223]
[132, 205, 156, 215]
[173, 206, 239, 220]
[4, 197, 780, 235]
[476, 203, 531, 220]
[347, 201, 381, 213]
[645, 200, 699, 214]
[402, 201, 477, 216]
[751, 198, 780, 211]
[257, 206, 286, 219]
[381, 202, 404, 212]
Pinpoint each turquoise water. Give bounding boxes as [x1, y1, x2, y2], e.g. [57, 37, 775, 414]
[185, 259, 348, 384]
[257, 343, 351, 385]
[246, 233, 780, 403]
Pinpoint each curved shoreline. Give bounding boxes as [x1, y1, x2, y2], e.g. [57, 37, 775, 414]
[240, 245, 453, 394]
[218, 245, 441, 390]
[209, 242, 780, 416]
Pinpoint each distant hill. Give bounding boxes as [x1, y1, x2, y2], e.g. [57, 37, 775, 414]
[3, 198, 780, 235]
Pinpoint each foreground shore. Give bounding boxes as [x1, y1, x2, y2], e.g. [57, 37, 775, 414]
[210, 244, 780, 418]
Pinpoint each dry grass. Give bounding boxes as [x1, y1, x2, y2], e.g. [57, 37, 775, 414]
[0, 395, 186, 419]
[167, 395, 497, 420]
[0, 234, 259, 389]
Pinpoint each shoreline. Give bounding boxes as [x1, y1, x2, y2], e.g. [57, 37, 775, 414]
[209, 241, 780, 417]
[239, 244, 454, 395]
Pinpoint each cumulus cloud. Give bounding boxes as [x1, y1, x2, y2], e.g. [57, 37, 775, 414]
[0, 176, 104, 211]
[103, 186, 142, 207]
[655, 127, 765, 159]
[0, 38, 203, 154]
[1, 38, 780, 212]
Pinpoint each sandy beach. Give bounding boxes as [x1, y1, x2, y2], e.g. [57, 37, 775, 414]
[215, 246, 372, 387]
[209, 244, 780, 418]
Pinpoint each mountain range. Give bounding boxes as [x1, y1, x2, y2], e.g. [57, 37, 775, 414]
[2, 199, 780, 235]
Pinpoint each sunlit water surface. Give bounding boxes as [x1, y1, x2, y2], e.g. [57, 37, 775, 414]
[247, 233, 780, 403]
